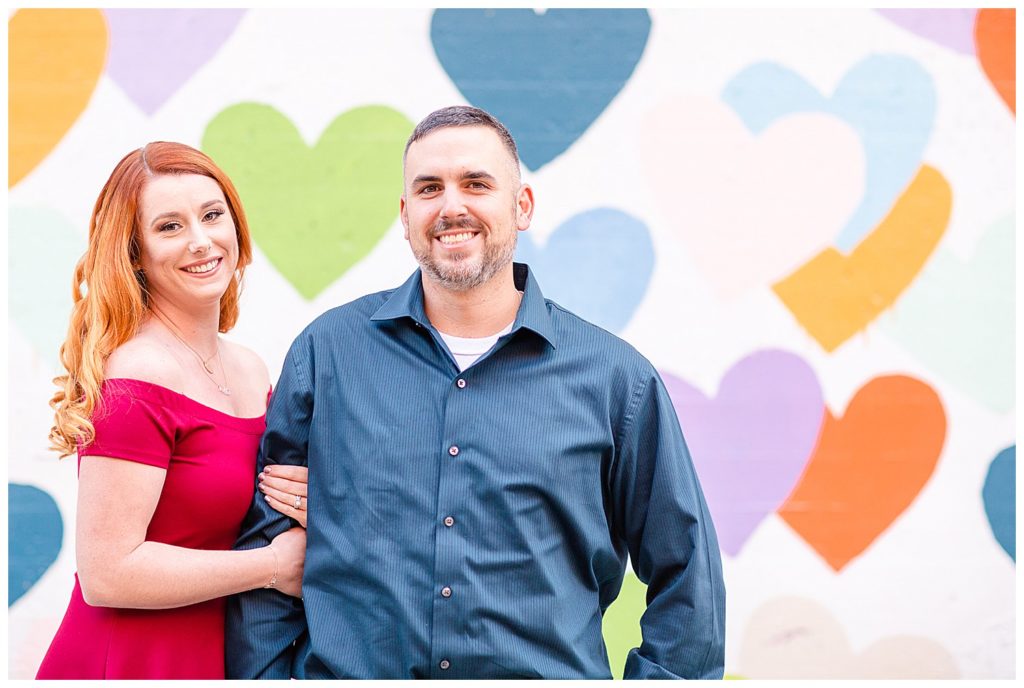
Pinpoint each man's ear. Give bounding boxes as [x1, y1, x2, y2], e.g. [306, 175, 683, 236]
[516, 184, 535, 231]
[400, 196, 410, 240]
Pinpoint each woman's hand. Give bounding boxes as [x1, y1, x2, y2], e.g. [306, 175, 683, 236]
[260, 464, 309, 528]
[268, 527, 306, 598]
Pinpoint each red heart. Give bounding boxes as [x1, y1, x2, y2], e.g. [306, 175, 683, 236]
[778, 376, 946, 571]
[976, 8, 1015, 114]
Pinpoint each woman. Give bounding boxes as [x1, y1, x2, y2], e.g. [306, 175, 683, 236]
[37, 142, 309, 679]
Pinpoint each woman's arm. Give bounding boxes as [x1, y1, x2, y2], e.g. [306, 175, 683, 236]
[75, 455, 304, 609]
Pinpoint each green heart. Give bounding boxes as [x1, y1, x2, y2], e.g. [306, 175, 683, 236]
[202, 104, 413, 299]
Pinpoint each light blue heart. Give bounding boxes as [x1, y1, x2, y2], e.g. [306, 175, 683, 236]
[722, 55, 936, 251]
[515, 207, 654, 333]
[431, 9, 651, 171]
[9, 206, 86, 369]
[9, 484, 64, 606]
[982, 446, 1015, 562]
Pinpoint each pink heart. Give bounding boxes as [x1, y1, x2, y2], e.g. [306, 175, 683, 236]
[876, 9, 977, 55]
[662, 350, 824, 556]
[641, 97, 864, 299]
[104, 9, 246, 115]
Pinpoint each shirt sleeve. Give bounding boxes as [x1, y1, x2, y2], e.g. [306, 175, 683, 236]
[611, 369, 726, 680]
[79, 384, 175, 469]
[225, 332, 314, 679]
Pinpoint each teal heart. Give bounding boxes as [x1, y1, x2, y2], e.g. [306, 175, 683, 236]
[9, 206, 86, 368]
[515, 208, 653, 332]
[880, 214, 1014, 412]
[723, 55, 936, 251]
[431, 9, 651, 170]
[982, 446, 1015, 561]
[9, 484, 64, 605]
[202, 103, 414, 299]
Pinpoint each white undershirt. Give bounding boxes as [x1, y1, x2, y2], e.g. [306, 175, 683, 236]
[438, 321, 515, 371]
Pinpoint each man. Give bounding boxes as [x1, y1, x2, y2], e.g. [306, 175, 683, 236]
[226, 106, 725, 679]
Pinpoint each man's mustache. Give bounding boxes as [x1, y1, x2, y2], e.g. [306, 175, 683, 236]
[431, 216, 483, 236]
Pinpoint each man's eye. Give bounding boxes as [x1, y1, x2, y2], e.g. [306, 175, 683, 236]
[420, 185, 439, 194]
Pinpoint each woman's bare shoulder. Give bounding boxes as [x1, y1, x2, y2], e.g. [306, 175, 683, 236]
[104, 336, 184, 391]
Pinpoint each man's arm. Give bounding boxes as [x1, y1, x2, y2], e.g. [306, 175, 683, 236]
[225, 333, 314, 679]
[611, 369, 726, 679]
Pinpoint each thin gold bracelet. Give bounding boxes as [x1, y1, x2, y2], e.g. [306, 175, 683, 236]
[264, 544, 279, 589]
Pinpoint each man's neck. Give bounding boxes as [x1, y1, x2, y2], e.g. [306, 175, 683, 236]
[422, 265, 522, 338]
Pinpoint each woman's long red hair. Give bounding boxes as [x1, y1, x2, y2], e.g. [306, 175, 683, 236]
[49, 142, 253, 456]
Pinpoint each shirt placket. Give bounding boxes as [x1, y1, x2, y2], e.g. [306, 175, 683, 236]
[429, 371, 473, 677]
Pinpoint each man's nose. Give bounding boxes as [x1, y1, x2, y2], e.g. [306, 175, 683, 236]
[439, 189, 468, 220]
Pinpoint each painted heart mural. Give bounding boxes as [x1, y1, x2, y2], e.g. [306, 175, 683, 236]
[778, 375, 946, 572]
[104, 9, 247, 115]
[9, 206, 87, 368]
[9, 9, 107, 187]
[740, 597, 960, 678]
[431, 9, 650, 170]
[723, 55, 936, 251]
[515, 208, 653, 333]
[772, 165, 951, 353]
[976, 9, 1016, 115]
[662, 350, 825, 556]
[982, 446, 1015, 562]
[641, 97, 864, 299]
[202, 103, 414, 299]
[875, 9, 978, 54]
[9, 484, 64, 606]
[880, 214, 1014, 413]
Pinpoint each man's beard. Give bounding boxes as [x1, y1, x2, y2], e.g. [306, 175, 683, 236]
[414, 215, 517, 292]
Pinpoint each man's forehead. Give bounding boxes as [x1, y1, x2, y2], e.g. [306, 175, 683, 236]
[406, 126, 510, 166]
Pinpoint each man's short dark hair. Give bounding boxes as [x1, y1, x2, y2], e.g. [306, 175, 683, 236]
[404, 105, 520, 170]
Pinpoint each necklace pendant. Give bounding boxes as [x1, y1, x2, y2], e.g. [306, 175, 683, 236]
[218, 385, 232, 396]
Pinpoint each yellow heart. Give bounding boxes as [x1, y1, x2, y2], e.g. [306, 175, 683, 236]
[9, 9, 108, 188]
[773, 165, 951, 352]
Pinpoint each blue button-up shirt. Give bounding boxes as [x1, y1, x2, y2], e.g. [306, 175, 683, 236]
[226, 263, 725, 679]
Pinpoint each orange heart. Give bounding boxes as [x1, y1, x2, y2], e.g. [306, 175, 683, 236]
[778, 376, 946, 572]
[772, 165, 950, 352]
[9, 9, 108, 188]
[976, 8, 1015, 114]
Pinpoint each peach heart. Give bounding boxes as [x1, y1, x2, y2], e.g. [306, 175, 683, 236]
[641, 96, 864, 299]
[740, 597, 960, 678]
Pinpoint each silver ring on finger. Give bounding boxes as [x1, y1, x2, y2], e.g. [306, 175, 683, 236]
[294, 495, 302, 510]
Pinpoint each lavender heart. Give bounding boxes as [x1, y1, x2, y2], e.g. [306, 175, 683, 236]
[104, 9, 246, 115]
[662, 350, 825, 556]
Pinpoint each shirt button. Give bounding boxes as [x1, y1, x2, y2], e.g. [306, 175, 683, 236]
[456, 378, 466, 388]
[443, 516, 455, 527]
[439, 659, 451, 670]
[448, 445, 459, 457]
[441, 586, 452, 598]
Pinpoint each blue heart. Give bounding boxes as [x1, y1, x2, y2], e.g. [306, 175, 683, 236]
[982, 446, 1015, 562]
[431, 9, 651, 170]
[515, 207, 654, 333]
[9, 484, 64, 606]
[722, 55, 936, 251]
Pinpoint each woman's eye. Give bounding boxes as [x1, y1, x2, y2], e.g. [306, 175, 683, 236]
[204, 210, 223, 222]
[159, 221, 181, 232]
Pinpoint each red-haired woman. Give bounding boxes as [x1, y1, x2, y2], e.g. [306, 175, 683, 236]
[36, 142, 309, 679]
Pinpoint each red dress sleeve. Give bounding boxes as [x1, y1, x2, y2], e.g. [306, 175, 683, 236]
[79, 380, 176, 469]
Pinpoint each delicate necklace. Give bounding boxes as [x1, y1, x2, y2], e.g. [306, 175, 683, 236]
[150, 308, 232, 396]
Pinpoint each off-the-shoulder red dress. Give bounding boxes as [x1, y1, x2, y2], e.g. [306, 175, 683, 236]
[36, 378, 265, 679]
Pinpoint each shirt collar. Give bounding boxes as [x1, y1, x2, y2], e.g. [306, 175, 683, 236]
[370, 262, 557, 349]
